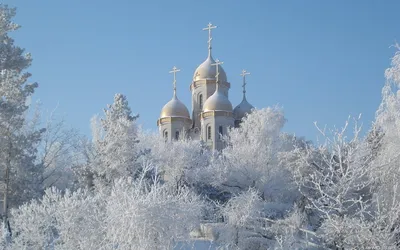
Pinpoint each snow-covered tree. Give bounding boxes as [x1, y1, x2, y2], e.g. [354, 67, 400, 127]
[0, 5, 44, 232]
[194, 108, 306, 248]
[220, 188, 266, 249]
[36, 109, 81, 190]
[10, 177, 206, 249]
[140, 132, 211, 193]
[104, 178, 205, 249]
[10, 187, 104, 250]
[210, 107, 287, 193]
[283, 118, 380, 246]
[77, 94, 141, 189]
[372, 44, 400, 210]
[204, 107, 300, 207]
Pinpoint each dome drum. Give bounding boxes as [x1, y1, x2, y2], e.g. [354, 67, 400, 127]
[200, 110, 233, 119]
[157, 116, 192, 126]
[190, 79, 230, 92]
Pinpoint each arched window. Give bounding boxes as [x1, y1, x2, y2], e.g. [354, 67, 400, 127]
[175, 131, 180, 140]
[164, 131, 168, 141]
[199, 94, 203, 109]
[219, 126, 223, 139]
[207, 126, 211, 140]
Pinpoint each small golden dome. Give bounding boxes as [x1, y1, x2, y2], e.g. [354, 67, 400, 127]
[160, 95, 190, 118]
[203, 89, 232, 112]
[193, 55, 227, 82]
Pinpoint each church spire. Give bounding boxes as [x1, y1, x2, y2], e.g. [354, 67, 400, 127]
[203, 22, 217, 58]
[169, 66, 180, 99]
[240, 69, 250, 100]
[211, 59, 224, 91]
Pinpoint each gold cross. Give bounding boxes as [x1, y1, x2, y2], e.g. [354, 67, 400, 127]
[211, 59, 224, 84]
[240, 69, 250, 94]
[203, 22, 217, 50]
[169, 66, 180, 93]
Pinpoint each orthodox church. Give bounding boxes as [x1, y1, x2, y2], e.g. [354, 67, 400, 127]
[157, 23, 254, 151]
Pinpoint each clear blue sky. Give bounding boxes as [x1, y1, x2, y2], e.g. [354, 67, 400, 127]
[4, 0, 400, 141]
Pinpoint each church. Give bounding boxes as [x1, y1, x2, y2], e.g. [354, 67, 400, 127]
[157, 23, 254, 151]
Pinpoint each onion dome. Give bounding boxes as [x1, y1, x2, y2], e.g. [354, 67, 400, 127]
[160, 95, 190, 118]
[203, 88, 233, 112]
[160, 66, 190, 119]
[194, 22, 227, 82]
[203, 59, 232, 112]
[193, 54, 227, 82]
[233, 96, 254, 120]
[233, 69, 254, 120]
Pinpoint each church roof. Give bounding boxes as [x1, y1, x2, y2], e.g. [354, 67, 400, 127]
[233, 96, 254, 120]
[203, 88, 233, 112]
[233, 69, 253, 120]
[160, 66, 190, 119]
[160, 95, 190, 118]
[203, 59, 232, 113]
[193, 23, 227, 83]
[193, 54, 227, 83]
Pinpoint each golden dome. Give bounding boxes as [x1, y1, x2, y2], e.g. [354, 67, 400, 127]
[193, 54, 227, 82]
[203, 88, 233, 112]
[233, 96, 254, 120]
[160, 95, 190, 118]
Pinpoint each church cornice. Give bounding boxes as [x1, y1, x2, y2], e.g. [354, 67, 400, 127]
[157, 116, 192, 126]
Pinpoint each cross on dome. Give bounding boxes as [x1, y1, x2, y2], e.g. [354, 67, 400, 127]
[233, 69, 254, 122]
[203, 22, 217, 56]
[169, 66, 180, 96]
[159, 66, 190, 120]
[211, 59, 224, 87]
[240, 69, 250, 95]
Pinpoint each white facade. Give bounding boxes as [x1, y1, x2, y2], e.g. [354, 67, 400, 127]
[200, 112, 234, 150]
[157, 23, 254, 151]
[190, 58, 230, 131]
[158, 116, 192, 142]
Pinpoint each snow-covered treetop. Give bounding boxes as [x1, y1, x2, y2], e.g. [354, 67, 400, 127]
[0, 4, 31, 72]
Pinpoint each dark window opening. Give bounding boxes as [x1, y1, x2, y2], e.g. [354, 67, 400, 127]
[164, 131, 168, 141]
[207, 126, 211, 140]
[199, 94, 203, 109]
[219, 126, 223, 139]
[175, 131, 179, 140]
